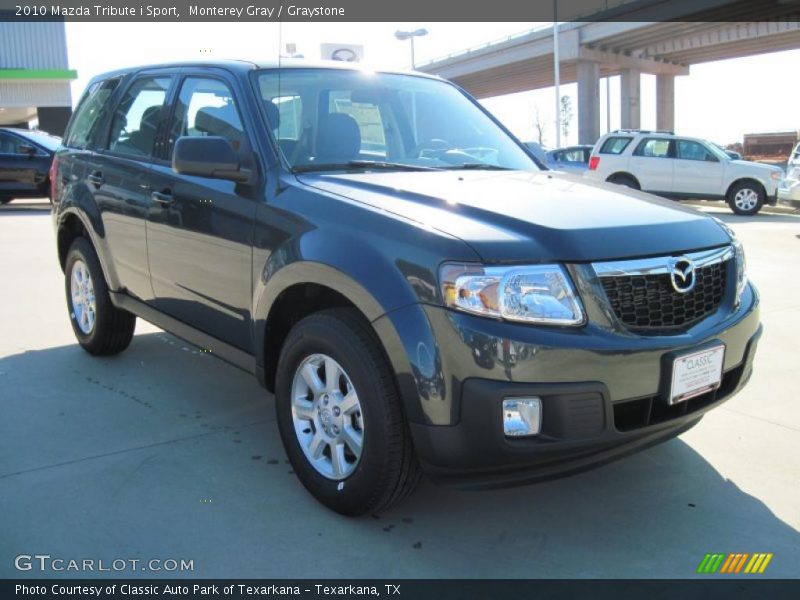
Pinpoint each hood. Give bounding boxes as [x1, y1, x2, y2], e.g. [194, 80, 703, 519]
[731, 159, 783, 174]
[297, 169, 731, 262]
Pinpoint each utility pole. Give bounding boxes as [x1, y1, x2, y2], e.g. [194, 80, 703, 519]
[553, 2, 561, 148]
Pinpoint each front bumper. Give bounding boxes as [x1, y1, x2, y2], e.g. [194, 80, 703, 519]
[377, 278, 761, 487]
[413, 325, 759, 488]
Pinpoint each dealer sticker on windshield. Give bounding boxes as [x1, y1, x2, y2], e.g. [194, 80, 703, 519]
[670, 345, 725, 405]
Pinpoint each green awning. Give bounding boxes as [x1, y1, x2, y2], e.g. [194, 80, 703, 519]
[0, 69, 78, 80]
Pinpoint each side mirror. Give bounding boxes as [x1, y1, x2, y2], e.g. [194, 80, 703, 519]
[172, 136, 249, 182]
[18, 144, 37, 156]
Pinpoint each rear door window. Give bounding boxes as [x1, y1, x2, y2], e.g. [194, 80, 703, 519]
[108, 76, 172, 158]
[633, 138, 672, 158]
[599, 137, 633, 155]
[64, 78, 120, 149]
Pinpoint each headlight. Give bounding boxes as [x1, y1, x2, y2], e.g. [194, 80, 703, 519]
[733, 237, 748, 306]
[440, 263, 585, 325]
[713, 217, 748, 306]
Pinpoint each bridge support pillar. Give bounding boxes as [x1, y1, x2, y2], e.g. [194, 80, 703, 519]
[656, 74, 675, 132]
[620, 68, 641, 129]
[577, 60, 600, 145]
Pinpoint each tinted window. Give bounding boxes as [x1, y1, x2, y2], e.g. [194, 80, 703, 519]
[169, 77, 244, 155]
[64, 79, 119, 149]
[0, 132, 26, 154]
[108, 76, 171, 158]
[634, 138, 671, 158]
[676, 140, 716, 162]
[599, 137, 632, 155]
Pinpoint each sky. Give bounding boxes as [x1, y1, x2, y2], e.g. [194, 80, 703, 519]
[65, 22, 800, 148]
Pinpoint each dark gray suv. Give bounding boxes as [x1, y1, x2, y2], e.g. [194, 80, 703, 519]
[52, 60, 761, 515]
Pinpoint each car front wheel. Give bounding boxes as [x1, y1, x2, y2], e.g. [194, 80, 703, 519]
[275, 308, 421, 516]
[728, 181, 764, 216]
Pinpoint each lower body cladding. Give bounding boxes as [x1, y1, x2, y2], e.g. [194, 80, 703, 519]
[375, 283, 762, 488]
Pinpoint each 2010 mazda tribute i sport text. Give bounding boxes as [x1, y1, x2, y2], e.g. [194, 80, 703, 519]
[51, 60, 761, 515]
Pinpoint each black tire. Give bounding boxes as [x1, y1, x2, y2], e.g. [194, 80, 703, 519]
[275, 308, 422, 516]
[727, 180, 764, 216]
[65, 237, 136, 355]
[607, 174, 640, 190]
[0, 197, 12, 205]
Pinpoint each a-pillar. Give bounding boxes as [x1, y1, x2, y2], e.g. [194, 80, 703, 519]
[656, 74, 675, 132]
[577, 60, 600, 145]
[620, 68, 641, 129]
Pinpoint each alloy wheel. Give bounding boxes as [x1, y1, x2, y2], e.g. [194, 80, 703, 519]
[70, 259, 96, 335]
[734, 188, 758, 212]
[290, 353, 364, 480]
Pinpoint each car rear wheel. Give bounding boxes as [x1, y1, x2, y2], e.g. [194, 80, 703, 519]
[275, 308, 421, 516]
[728, 181, 764, 216]
[65, 237, 136, 355]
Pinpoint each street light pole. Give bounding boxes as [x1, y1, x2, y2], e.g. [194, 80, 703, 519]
[395, 28, 428, 70]
[553, 2, 561, 148]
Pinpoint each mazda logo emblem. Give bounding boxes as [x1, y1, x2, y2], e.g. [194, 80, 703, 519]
[331, 48, 358, 62]
[669, 257, 696, 294]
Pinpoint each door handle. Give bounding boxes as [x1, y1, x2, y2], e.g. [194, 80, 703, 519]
[87, 171, 104, 188]
[151, 190, 174, 205]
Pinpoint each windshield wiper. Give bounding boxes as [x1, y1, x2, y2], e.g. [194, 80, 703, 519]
[293, 160, 442, 173]
[443, 163, 512, 171]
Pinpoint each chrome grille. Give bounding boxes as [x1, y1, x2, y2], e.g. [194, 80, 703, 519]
[594, 247, 732, 332]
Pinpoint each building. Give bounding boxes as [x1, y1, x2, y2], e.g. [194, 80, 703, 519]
[0, 21, 76, 136]
[743, 131, 800, 158]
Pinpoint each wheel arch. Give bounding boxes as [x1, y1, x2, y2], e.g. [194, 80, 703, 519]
[254, 262, 411, 397]
[606, 172, 641, 188]
[57, 210, 93, 271]
[725, 177, 766, 201]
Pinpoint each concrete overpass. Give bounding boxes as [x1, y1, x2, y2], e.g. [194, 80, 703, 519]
[418, 16, 800, 144]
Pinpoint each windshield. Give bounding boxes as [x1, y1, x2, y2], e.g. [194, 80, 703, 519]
[255, 68, 541, 172]
[708, 142, 733, 161]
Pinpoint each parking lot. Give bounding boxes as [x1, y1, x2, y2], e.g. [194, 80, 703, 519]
[1, 198, 798, 579]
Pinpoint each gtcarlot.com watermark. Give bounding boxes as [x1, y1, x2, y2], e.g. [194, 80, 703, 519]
[14, 554, 194, 573]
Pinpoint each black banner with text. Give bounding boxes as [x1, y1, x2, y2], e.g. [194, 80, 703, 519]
[1, 0, 799, 22]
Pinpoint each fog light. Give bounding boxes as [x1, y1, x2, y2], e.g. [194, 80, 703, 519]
[503, 397, 542, 437]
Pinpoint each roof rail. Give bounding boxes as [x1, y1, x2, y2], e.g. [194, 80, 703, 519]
[612, 129, 675, 135]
